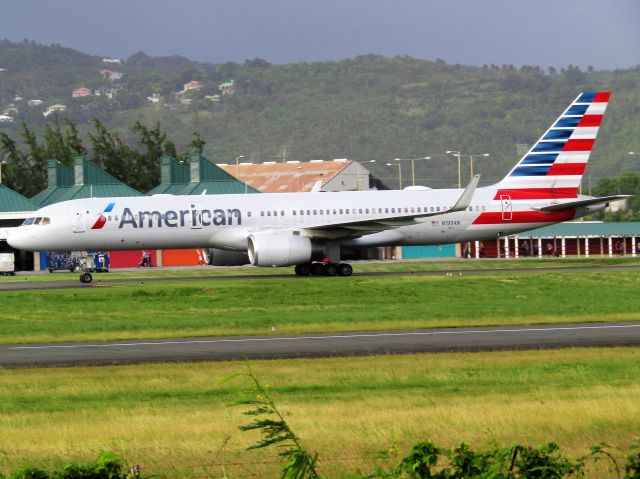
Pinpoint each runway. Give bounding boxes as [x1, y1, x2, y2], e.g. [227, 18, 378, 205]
[2, 322, 639, 367]
[2, 263, 640, 291]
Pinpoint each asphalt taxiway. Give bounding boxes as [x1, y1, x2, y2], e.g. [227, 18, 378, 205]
[1, 323, 639, 367]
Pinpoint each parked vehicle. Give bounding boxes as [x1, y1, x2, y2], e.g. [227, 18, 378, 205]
[0, 252, 15, 276]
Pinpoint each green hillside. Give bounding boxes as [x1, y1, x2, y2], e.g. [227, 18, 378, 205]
[1, 39, 639, 190]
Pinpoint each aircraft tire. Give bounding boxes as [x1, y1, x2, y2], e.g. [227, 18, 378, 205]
[325, 264, 338, 276]
[294, 264, 311, 276]
[80, 272, 93, 284]
[337, 263, 353, 276]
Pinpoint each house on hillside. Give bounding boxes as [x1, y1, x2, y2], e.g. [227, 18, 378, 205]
[102, 57, 121, 64]
[27, 99, 43, 107]
[147, 93, 161, 103]
[43, 104, 66, 117]
[219, 80, 235, 95]
[100, 69, 123, 81]
[2, 105, 19, 116]
[13, 95, 22, 102]
[72, 87, 92, 98]
[183, 80, 203, 92]
[94, 87, 116, 98]
[0, 115, 13, 123]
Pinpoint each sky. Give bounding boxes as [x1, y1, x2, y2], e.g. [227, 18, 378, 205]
[0, 0, 639, 70]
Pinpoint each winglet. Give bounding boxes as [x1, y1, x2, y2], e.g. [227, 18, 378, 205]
[449, 174, 480, 213]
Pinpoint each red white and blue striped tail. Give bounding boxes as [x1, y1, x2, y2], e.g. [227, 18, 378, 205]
[496, 92, 610, 199]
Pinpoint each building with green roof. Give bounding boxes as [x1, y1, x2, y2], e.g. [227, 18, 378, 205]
[30, 160, 74, 206]
[32, 157, 142, 206]
[175, 154, 259, 195]
[0, 184, 41, 271]
[147, 156, 190, 195]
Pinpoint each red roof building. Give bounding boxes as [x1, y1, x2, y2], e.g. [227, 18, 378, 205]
[219, 159, 385, 193]
[72, 87, 92, 98]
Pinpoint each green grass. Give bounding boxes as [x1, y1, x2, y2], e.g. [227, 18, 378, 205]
[1, 268, 640, 344]
[0, 349, 638, 477]
[1, 256, 639, 283]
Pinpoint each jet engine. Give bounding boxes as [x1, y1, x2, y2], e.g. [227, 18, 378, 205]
[247, 234, 314, 267]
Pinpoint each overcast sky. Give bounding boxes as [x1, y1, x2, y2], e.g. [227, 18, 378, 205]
[1, 0, 638, 70]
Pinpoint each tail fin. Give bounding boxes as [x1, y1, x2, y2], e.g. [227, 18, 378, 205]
[496, 92, 610, 199]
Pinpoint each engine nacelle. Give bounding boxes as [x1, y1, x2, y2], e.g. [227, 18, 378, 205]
[209, 248, 250, 266]
[247, 234, 313, 267]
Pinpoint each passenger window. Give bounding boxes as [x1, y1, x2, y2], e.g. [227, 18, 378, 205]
[280, 211, 284, 216]
[391, 208, 395, 213]
[333, 209, 337, 214]
[365, 208, 369, 214]
[319, 210, 323, 215]
[430, 207, 434, 212]
[404, 208, 408, 213]
[313, 210, 317, 215]
[273, 211, 277, 216]
[339, 209, 343, 214]
[300, 210, 304, 215]
[436, 207, 440, 212]
[359, 209, 363, 214]
[345, 209, 349, 214]
[261, 211, 265, 216]
[248, 211, 252, 217]
[417, 207, 421, 213]
[292, 210, 296, 215]
[307, 210, 311, 215]
[482, 206, 486, 211]
[411, 207, 415, 213]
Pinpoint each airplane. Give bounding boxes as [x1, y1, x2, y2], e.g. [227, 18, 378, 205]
[9, 91, 630, 283]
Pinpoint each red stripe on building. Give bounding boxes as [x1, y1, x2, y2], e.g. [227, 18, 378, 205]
[493, 188, 578, 200]
[562, 139, 595, 151]
[472, 210, 576, 225]
[593, 92, 611, 103]
[546, 163, 587, 176]
[577, 115, 603, 127]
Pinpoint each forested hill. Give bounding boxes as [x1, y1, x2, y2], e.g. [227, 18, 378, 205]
[1, 38, 639, 188]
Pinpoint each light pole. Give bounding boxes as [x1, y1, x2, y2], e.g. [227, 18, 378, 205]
[446, 151, 490, 188]
[469, 153, 490, 177]
[235, 155, 244, 179]
[356, 160, 376, 191]
[386, 162, 402, 189]
[394, 157, 431, 186]
[446, 150, 462, 188]
[0, 160, 6, 184]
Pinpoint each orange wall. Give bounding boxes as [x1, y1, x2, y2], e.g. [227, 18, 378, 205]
[161, 249, 200, 266]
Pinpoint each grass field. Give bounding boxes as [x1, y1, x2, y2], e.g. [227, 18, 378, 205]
[1, 267, 640, 344]
[0, 349, 638, 478]
[1, 256, 639, 283]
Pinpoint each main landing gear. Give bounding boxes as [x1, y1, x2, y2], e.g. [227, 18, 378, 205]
[294, 262, 353, 277]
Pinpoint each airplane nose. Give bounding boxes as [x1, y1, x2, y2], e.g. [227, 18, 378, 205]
[7, 228, 35, 251]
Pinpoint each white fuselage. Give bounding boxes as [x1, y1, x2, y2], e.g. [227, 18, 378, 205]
[8, 186, 601, 254]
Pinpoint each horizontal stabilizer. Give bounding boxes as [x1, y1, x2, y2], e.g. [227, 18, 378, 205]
[535, 195, 632, 212]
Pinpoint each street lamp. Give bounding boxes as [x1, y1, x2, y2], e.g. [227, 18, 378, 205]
[235, 155, 244, 178]
[446, 150, 462, 188]
[446, 151, 490, 188]
[394, 157, 431, 186]
[356, 160, 376, 191]
[386, 162, 403, 189]
[469, 153, 490, 178]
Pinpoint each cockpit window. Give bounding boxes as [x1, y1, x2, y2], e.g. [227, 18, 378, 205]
[42, 217, 51, 225]
[22, 218, 35, 225]
[34, 217, 42, 225]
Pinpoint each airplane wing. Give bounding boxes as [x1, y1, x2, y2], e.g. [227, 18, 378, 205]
[534, 195, 632, 212]
[302, 175, 480, 238]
